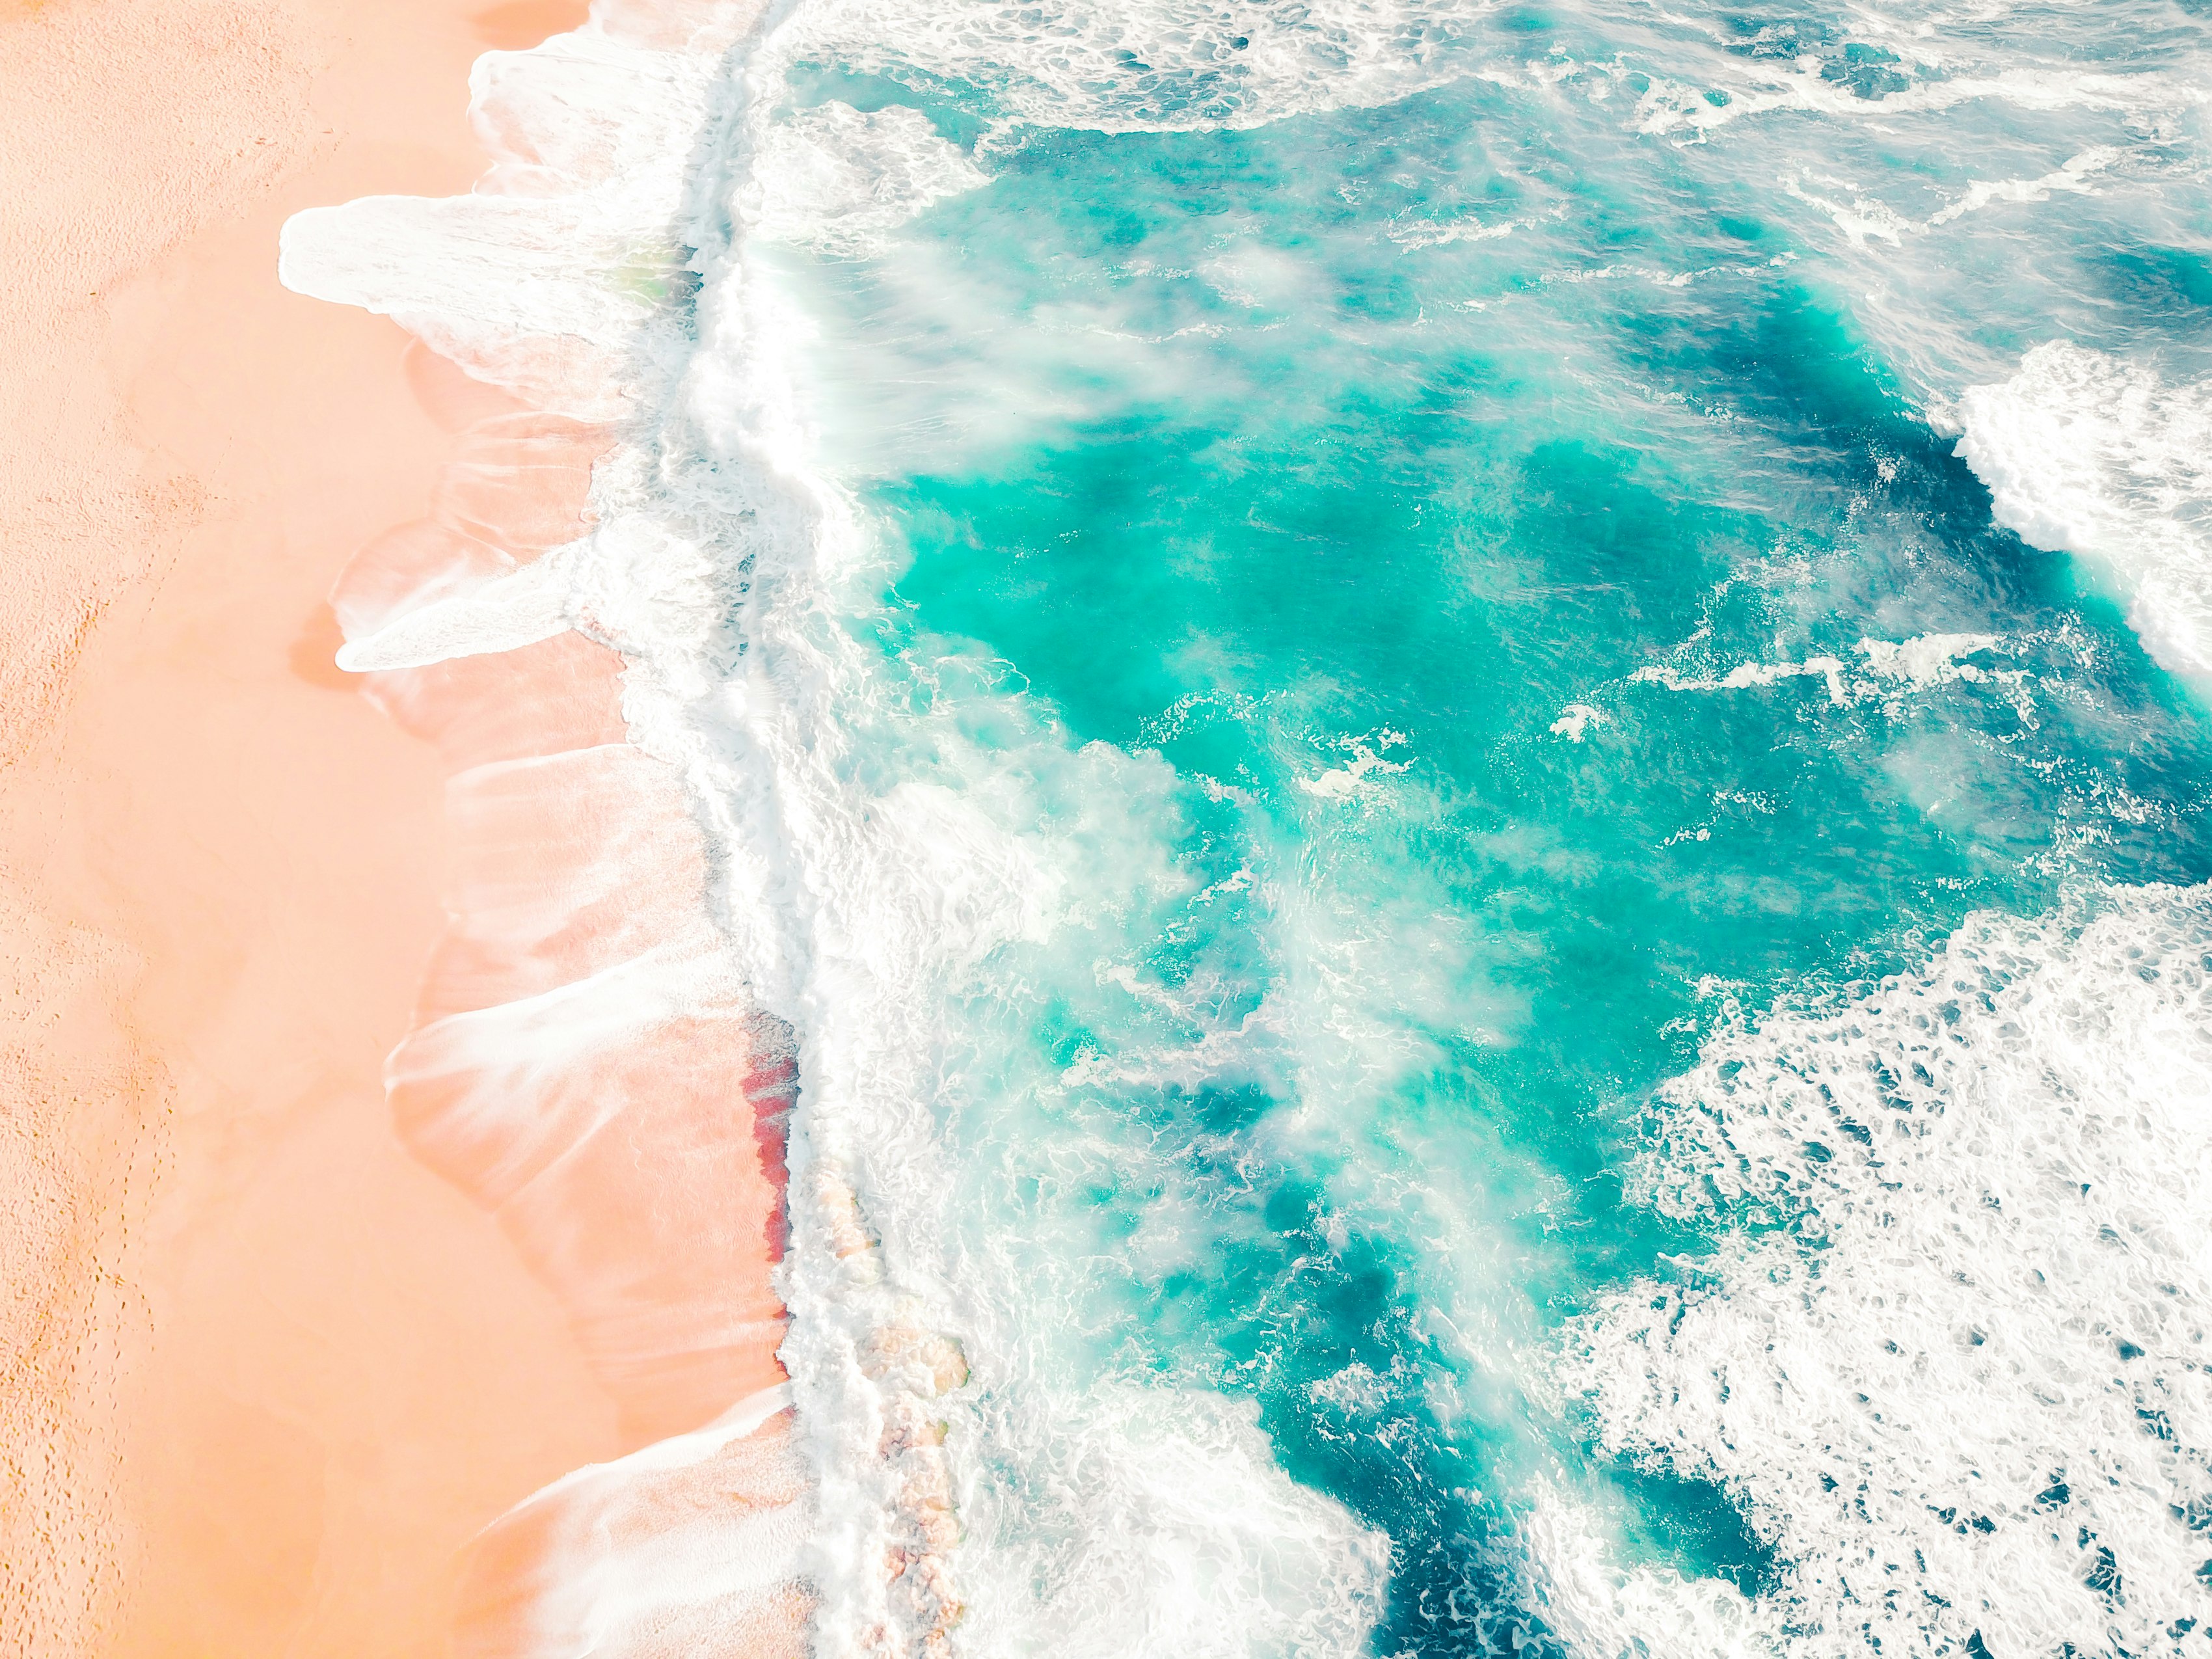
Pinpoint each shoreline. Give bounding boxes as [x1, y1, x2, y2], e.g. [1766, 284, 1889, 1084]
[278, 2, 820, 1646]
[1, 2, 643, 1652]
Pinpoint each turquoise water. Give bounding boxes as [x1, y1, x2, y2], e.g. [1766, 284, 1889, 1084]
[276, 0, 2212, 1647]
[719, 1, 2212, 1651]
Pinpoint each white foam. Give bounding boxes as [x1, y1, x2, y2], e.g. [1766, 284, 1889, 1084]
[946, 1384, 1388, 1656]
[1626, 636, 2021, 716]
[459, 1385, 813, 1658]
[1926, 146, 2121, 227]
[1551, 885, 2212, 1655]
[1958, 342, 2212, 684]
[277, 0, 1403, 1646]
[332, 553, 576, 671]
[1520, 1489, 1772, 1659]
[771, 0, 1491, 134]
[1632, 654, 1853, 705]
[1389, 213, 1522, 249]
[280, 21, 737, 416]
[1781, 172, 1914, 249]
[1477, 20, 2033, 142]
[1630, 57, 2197, 142]
[1550, 703, 1606, 742]
[1295, 730, 1412, 798]
[746, 101, 990, 256]
[1854, 632, 2003, 691]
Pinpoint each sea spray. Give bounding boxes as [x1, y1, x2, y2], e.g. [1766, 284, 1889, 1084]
[283, 0, 2212, 1652]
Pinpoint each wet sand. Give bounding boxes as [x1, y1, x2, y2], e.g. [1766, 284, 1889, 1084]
[0, 1, 685, 1652]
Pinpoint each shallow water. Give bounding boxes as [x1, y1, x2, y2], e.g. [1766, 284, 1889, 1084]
[291, 0, 2212, 1651]
[720, 2, 2212, 1650]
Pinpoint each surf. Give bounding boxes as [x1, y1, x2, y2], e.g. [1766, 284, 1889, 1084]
[282, 0, 2212, 1652]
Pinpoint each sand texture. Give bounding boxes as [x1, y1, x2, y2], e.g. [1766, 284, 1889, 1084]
[0, 1, 802, 1653]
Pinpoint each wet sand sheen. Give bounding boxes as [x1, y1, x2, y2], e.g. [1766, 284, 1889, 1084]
[67, 7, 626, 1653]
[331, 403, 809, 1654]
[0, 0, 793, 1652]
[269, 2, 813, 1651]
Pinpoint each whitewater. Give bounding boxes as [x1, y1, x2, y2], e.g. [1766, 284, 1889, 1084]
[282, 0, 2212, 1654]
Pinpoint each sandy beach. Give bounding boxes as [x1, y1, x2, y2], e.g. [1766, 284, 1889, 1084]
[0, 1, 800, 1652]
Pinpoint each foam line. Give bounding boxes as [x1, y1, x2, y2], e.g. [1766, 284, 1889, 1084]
[291, 0, 1422, 1649]
[334, 556, 576, 671]
[330, 414, 608, 656]
[281, 1, 811, 1647]
[455, 1390, 813, 1658]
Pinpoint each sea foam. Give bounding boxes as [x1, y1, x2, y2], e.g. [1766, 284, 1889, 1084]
[283, 4, 816, 1654]
[1958, 342, 2212, 688]
[275, 0, 2212, 1651]
[1549, 886, 2212, 1655]
[771, 0, 1489, 133]
[282, 0, 1396, 1652]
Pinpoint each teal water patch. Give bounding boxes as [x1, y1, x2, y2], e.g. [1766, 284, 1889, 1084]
[740, 0, 2212, 1649]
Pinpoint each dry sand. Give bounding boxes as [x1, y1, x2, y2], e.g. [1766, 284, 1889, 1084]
[0, 1, 708, 1652]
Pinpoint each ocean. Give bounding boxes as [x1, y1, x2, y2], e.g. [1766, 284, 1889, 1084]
[284, 0, 2212, 1652]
